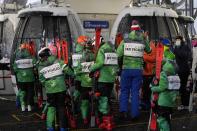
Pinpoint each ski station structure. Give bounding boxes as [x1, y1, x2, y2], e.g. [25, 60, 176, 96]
[0, 0, 196, 131]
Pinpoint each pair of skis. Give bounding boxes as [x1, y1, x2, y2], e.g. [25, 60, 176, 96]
[90, 72, 100, 127]
[66, 86, 77, 128]
[48, 39, 76, 127]
[90, 27, 102, 128]
[189, 72, 196, 112]
[147, 42, 164, 131]
[56, 40, 69, 64]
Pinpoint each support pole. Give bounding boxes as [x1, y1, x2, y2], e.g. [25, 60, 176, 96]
[186, 0, 188, 16]
[156, 0, 160, 5]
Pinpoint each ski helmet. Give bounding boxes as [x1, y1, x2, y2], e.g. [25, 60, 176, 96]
[131, 20, 140, 31]
[162, 61, 176, 75]
[38, 47, 51, 58]
[77, 35, 88, 46]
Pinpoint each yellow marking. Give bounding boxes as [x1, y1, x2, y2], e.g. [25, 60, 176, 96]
[34, 113, 42, 118]
[70, 114, 197, 131]
[11, 114, 21, 122]
[71, 127, 112, 131]
[18, 113, 36, 117]
[0, 113, 196, 130]
[0, 120, 43, 126]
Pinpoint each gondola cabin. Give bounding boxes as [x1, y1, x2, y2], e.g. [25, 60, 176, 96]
[110, 5, 180, 47]
[10, 4, 84, 95]
[177, 15, 195, 49]
[0, 13, 18, 94]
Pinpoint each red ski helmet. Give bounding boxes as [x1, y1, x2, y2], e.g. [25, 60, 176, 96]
[38, 47, 51, 58]
[77, 36, 88, 46]
[131, 20, 140, 31]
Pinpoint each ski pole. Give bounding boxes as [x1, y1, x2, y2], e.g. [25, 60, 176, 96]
[90, 71, 100, 127]
[189, 72, 196, 112]
[41, 102, 49, 120]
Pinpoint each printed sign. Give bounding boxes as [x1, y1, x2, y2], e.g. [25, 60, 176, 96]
[72, 54, 82, 67]
[168, 75, 181, 90]
[81, 61, 94, 73]
[40, 63, 63, 79]
[124, 43, 145, 57]
[83, 21, 109, 29]
[104, 53, 118, 65]
[16, 59, 33, 69]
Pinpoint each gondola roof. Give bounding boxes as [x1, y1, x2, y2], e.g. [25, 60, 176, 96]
[121, 5, 178, 18]
[18, 5, 73, 17]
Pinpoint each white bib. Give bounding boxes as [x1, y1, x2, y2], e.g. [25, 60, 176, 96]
[15, 59, 33, 69]
[124, 43, 145, 57]
[168, 75, 180, 90]
[40, 63, 63, 79]
[72, 54, 82, 67]
[104, 53, 118, 65]
[81, 61, 94, 73]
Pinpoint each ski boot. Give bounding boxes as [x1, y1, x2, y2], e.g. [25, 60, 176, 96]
[96, 116, 100, 126]
[27, 105, 32, 112]
[21, 105, 26, 112]
[99, 115, 115, 131]
[83, 118, 89, 125]
[60, 128, 69, 131]
[48, 128, 54, 131]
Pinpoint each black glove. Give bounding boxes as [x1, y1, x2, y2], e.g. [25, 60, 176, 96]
[117, 69, 122, 76]
[152, 77, 159, 86]
[89, 71, 95, 78]
[195, 65, 197, 73]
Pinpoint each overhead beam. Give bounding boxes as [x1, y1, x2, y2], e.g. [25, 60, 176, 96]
[0, 2, 23, 11]
[174, 0, 186, 8]
[161, 0, 172, 5]
[194, 10, 197, 19]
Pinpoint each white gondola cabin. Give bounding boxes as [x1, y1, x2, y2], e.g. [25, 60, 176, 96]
[10, 3, 84, 95]
[0, 13, 18, 94]
[110, 5, 180, 46]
